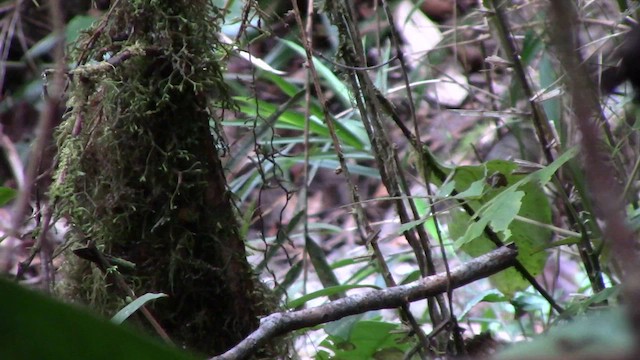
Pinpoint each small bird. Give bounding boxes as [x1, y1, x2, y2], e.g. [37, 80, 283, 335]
[601, 25, 640, 97]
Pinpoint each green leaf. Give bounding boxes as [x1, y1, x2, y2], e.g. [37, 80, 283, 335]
[436, 179, 456, 197]
[448, 160, 551, 295]
[234, 97, 365, 149]
[323, 314, 365, 342]
[343, 261, 378, 285]
[459, 289, 508, 319]
[280, 39, 352, 108]
[274, 260, 304, 299]
[24, 16, 97, 60]
[399, 270, 421, 285]
[111, 293, 168, 325]
[520, 29, 543, 66]
[528, 147, 578, 185]
[0, 278, 196, 360]
[557, 286, 621, 320]
[317, 320, 411, 360]
[452, 178, 486, 199]
[396, 216, 428, 234]
[539, 53, 563, 141]
[448, 150, 578, 295]
[330, 256, 369, 270]
[65, 15, 98, 44]
[0, 187, 17, 206]
[305, 236, 344, 300]
[261, 72, 325, 118]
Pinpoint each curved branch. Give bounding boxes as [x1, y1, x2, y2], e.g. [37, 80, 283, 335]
[211, 246, 518, 360]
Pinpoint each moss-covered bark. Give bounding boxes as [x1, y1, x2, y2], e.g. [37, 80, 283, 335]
[52, 1, 275, 356]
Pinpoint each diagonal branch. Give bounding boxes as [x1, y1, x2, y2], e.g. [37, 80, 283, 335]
[211, 246, 519, 360]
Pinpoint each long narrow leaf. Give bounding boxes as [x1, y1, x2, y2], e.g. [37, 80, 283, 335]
[234, 97, 365, 149]
[280, 39, 352, 108]
[111, 293, 168, 325]
[305, 236, 344, 301]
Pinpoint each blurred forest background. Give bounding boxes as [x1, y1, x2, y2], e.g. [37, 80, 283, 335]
[1, 0, 640, 359]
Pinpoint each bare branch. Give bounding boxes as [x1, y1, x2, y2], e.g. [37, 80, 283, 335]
[211, 246, 518, 360]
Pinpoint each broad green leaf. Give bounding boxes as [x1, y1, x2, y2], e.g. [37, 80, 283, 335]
[447, 150, 577, 295]
[0, 187, 17, 206]
[323, 314, 365, 342]
[317, 320, 411, 360]
[0, 278, 196, 360]
[448, 160, 551, 295]
[455, 189, 524, 246]
[436, 179, 456, 197]
[66, 15, 98, 44]
[111, 293, 168, 325]
[452, 178, 486, 199]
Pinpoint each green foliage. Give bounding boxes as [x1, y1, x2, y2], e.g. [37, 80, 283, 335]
[281, 40, 352, 108]
[233, 96, 366, 149]
[0, 187, 17, 206]
[0, 278, 196, 360]
[444, 149, 577, 295]
[317, 320, 412, 360]
[447, 161, 550, 295]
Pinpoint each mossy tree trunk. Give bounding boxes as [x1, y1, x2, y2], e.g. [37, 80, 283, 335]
[52, 1, 274, 356]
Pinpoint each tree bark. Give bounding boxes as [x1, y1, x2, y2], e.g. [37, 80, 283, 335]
[52, 1, 276, 356]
